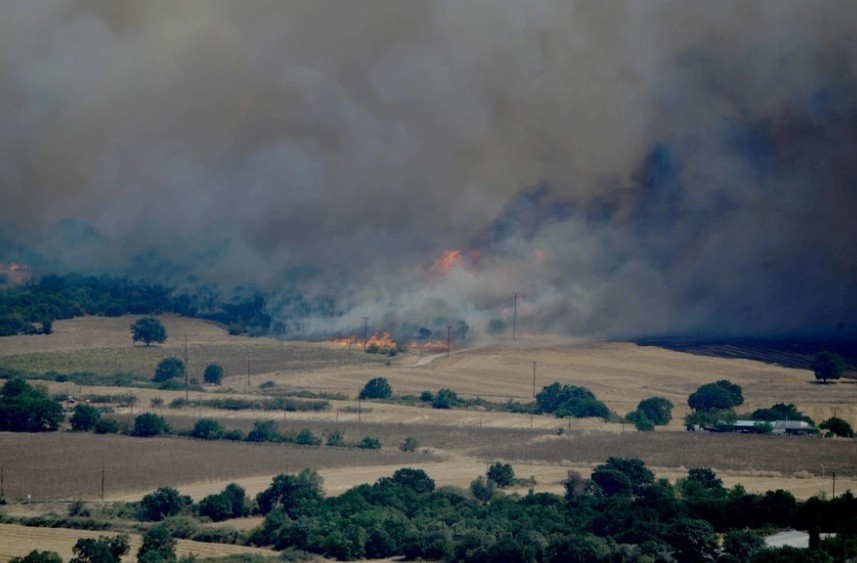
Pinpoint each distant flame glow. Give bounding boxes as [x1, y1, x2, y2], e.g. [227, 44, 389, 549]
[429, 249, 463, 275]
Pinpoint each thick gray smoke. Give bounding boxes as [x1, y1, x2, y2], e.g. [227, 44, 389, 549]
[2, 1, 856, 339]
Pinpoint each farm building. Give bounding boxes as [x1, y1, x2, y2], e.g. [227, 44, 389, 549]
[714, 420, 819, 435]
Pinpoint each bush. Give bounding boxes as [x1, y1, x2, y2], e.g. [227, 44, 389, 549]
[295, 428, 321, 446]
[419, 390, 434, 402]
[634, 418, 655, 432]
[132, 413, 170, 437]
[93, 418, 119, 434]
[204, 364, 224, 385]
[432, 388, 459, 409]
[359, 377, 393, 400]
[138, 525, 176, 561]
[9, 551, 63, 563]
[358, 436, 382, 449]
[400, 436, 419, 452]
[153, 357, 185, 382]
[199, 484, 247, 522]
[247, 420, 280, 442]
[326, 430, 344, 446]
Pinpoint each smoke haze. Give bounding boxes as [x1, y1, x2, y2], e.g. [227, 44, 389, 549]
[2, 1, 856, 339]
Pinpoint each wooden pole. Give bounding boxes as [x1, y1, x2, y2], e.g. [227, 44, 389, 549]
[447, 325, 452, 357]
[532, 361, 537, 397]
[101, 465, 105, 501]
[512, 292, 518, 340]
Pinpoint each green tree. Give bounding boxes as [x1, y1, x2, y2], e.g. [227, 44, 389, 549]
[247, 420, 279, 442]
[295, 428, 321, 446]
[203, 364, 224, 385]
[132, 413, 170, 437]
[0, 378, 64, 432]
[140, 487, 190, 521]
[634, 396, 674, 426]
[153, 357, 185, 382]
[358, 436, 381, 449]
[93, 418, 119, 434]
[69, 534, 129, 563]
[470, 475, 496, 504]
[388, 468, 435, 493]
[687, 467, 723, 491]
[9, 551, 63, 563]
[535, 382, 609, 419]
[131, 317, 167, 347]
[138, 526, 176, 562]
[819, 416, 854, 437]
[400, 436, 419, 452]
[359, 377, 393, 400]
[70, 404, 101, 432]
[190, 418, 225, 440]
[256, 469, 324, 517]
[486, 462, 515, 487]
[688, 380, 743, 411]
[667, 518, 719, 563]
[811, 351, 845, 384]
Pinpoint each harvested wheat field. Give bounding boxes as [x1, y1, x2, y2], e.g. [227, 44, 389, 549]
[0, 523, 277, 562]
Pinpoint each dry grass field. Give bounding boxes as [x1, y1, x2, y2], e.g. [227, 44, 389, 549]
[1, 314, 856, 558]
[0, 523, 277, 562]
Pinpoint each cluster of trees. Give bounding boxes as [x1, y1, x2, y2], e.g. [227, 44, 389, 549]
[237, 461, 857, 561]
[10, 459, 857, 562]
[685, 380, 745, 428]
[0, 272, 339, 338]
[535, 382, 610, 419]
[0, 379, 64, 431]
[186, 418, 381, 450]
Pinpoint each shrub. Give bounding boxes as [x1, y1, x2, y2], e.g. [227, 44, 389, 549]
[635, 418, 655, 432]
[326, 430, 344, 447]
[819, 417, 854, 437]
[247, 420, 280, 443]
[400, 436, 419, 452]
[138, 525, 176, 561]
[358, 436, 381, 449]
[359, 377, 393, 400]
[93, 418, 119, 434]
[432, 388, 459, 409]
[419, 390, 434, 402]
[295, 428, 321, 446]
[9, 551, 63, 563]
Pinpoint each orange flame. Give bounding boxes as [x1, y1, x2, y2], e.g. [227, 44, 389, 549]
[325, 335, 360, 346]
[429, 249, 463, 275]
[365, 332, 400, 354]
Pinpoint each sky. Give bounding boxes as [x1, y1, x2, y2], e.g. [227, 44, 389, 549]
[1, 1, 856, 340]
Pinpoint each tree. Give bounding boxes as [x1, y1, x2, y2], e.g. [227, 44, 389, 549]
[131, 317, 167, 346]
[0, 378, 64, 432]
[688, 380, 743, 411]
[470, 475, 496, 504]
[139, 487, 190, 521]
[132, 413, 170, 437]
[633, 396, 674, 426]
[388, 468, 436, 493]
[70, 404, 101, 432]
[256, 469, 324, 517]
[535, 382, 609, 419]
[153, 357, 185, 382]
[819, 417, 854, 437]
[9, 551, 63, 563]
[400, 436, 419, 452]
[138, 525, 176, 561]
[247, 420, 280, 442]
[190, 418, 225, 440]
[203, 364, 224, 385]
[667, 518, 719, 563]
[70, 534, 129, 563]
[687, 467, 723, 491]
[723, 529, 765, 560]
[812, 351, 845, 384]
[486, 462, 515, 487]
[359, 377, 393, 400]
[199, 483, 247, 522]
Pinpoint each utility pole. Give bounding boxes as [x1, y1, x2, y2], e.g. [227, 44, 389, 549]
[833, 471, 836, 498]
[101, 464, 105, 501]
[247, 352, 251, 388]
[512, 292, 518, 341]
[362, 317, 370, 351]
[184, 334, 189, 401]
[447, 325, 452, 357]
[1, 466, 4, 498]
[532, 361, 537, 397]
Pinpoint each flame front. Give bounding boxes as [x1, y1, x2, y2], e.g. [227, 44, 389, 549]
[429, 249, 463, 275]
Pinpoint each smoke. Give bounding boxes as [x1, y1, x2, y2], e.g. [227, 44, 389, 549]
[1, 1, 856, 339]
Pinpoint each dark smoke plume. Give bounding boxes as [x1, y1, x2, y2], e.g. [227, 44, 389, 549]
[1, 1, 856, 339]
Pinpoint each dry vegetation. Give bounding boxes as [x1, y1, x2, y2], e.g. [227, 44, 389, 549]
[1, 315, 856, 509]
